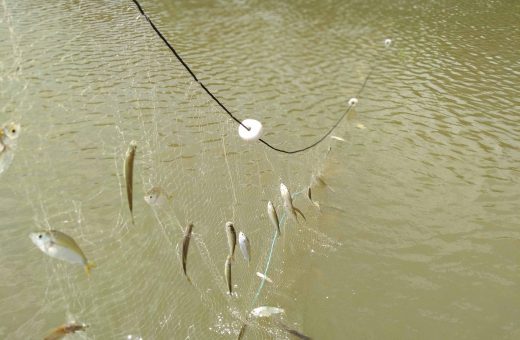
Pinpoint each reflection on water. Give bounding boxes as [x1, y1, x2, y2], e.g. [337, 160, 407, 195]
[1, 0, 519, 339]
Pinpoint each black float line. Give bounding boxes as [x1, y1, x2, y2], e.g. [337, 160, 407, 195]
[130, 0, 371, 154]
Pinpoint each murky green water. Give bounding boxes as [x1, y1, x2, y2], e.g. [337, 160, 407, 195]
[1, 0, 519, 339]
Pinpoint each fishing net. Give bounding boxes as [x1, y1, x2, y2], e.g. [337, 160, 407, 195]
[0, 0, 383, 338]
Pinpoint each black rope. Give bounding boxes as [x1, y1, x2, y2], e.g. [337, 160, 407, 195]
[130, 0, 371, 154]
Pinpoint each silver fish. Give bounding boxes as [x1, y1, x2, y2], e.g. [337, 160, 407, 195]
[144, 186, 171, 207]
[124, 140, 137, 223]
[225, 254, 232, 294]
[250, 306, 285, 318]
[267, 201, 281, 236]
[44, 322, 88, 340]
[225, 221, 236, 260]
[29, 230, 95, 276]
[181, 223, 194, 283]
[307, 187, 320, 211]
[0, 146, 14, 175]
[0, 122, 21, 175]
[280, 183, 306, 223]
[238, 231, 250, 264]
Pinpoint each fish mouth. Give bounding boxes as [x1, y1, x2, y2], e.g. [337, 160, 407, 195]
[28, 233, 39, 245]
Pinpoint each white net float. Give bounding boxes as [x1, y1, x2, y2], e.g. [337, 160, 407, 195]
[238, 118, 263, 141]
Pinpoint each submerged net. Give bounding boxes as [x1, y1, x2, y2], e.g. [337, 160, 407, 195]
[0, 0, 385, 338]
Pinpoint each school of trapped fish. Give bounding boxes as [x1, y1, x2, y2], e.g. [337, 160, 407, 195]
[1, 124, 318, 339]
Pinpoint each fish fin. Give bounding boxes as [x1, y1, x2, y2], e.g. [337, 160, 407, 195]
[85, 262, 96, 276]
[294, 207, 306, 221]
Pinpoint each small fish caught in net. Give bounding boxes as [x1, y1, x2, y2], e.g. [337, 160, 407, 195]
[0, 0, 390, 338]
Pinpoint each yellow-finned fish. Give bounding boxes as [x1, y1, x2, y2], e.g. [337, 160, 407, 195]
[124, 140, 137, 223]
[238, 231, 250, 264]
[181, 223, 194, 283]
[225, 221, 236, 260]
[144, 186, 172, 207]
[225, 254, 232, 294]
[29, 230, 95, 276]
[44, 322, 88, 340]
[280, 183, 306, 223]
[267, 201, 281, 236]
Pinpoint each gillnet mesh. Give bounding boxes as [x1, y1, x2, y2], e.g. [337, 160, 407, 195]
[0, 0, 378, 338]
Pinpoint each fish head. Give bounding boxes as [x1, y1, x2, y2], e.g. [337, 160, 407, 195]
[144, 187, 161, 205]
[29, 231, 52, 252]
[126, 140, 137, 156]
[238, 231, 245, 241]
[129, 140, 137, 150]
[267, 201, 274, 211]
[2, 122, 20, 140]
[225, 221, 233, 229]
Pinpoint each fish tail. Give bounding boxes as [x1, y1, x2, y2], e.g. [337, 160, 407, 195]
[85, 261, 96, 276]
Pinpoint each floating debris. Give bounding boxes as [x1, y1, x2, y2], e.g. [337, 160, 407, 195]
[330, 135, 345, 142]
[356, 123, 366, 129]
[256, 272, 273, 283]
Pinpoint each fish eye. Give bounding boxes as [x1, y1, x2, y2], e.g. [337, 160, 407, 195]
[38, 234, 42, 239]
[11, 129, 16, 133]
